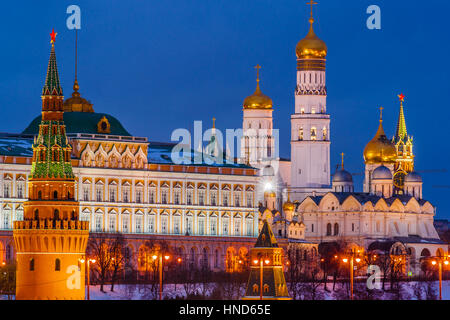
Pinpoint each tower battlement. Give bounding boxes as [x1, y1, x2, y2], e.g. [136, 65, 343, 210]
[13, 219, 89, 231]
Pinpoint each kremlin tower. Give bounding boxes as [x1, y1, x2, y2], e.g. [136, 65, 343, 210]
[13, 30, 89, 300]
[243, 220, 290, 300]
[290, 1, 331, 201]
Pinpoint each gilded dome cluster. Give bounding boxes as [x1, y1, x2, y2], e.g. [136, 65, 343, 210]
[296, 18, 327, 59]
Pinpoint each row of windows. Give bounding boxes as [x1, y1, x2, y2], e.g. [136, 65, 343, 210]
[29, 258, 61, 271]
[82, 186, 254, 208]
[92, 214, 255, 237]
[297, 126, 327, 141]
[2, 182, 25, 199]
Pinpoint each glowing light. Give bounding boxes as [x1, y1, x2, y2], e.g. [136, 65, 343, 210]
[264, 182, 273, 191]
[432, 261, 437, 265]
[355, 258, 361, 263]
[264, 259, 270, 265]
[152, 255, 158, 260]
[79, 258, 85, 263]
[444, 261, 449, 266]
[343, 258, 348, 263]
[253, 259, 259, 265]
[164, 255, 170, 260]
[238, 260, 243, 264]
[177, 258, 182, 263]
[90, 259, 96, 263]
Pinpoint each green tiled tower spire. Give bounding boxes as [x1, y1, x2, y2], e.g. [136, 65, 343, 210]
[243, 220, 291, 300]
[30, 30, 74, 179]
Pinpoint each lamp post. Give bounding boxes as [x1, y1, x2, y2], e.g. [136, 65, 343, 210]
[431, 256, 449, 300]
[253, 255, 270, 300]
[153, 253, 171, 300]
[79, 257, 96, 300]
[342, 249, 361, 300]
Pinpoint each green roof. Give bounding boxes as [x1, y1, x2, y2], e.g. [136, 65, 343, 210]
[22, 112, 132, 136]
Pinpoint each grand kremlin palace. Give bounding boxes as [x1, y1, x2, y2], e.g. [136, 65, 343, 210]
[0, 66, 263, 272]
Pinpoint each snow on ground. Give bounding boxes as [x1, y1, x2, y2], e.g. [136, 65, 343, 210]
[87, 281, 450, 300]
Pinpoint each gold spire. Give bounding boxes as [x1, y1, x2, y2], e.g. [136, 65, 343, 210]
[341, 152, 345, 170]
[212, 117, 216, 129]
[243, 65, 273, 110]
[363, 107, 396, 164]
[63, 29, 94, 113]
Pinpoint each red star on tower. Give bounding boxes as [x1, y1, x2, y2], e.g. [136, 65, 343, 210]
[50, 29, 57, 44]
[398, 93, 405, 102]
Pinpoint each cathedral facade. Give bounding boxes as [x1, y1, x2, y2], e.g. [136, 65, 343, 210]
[243, 5, 447, 273]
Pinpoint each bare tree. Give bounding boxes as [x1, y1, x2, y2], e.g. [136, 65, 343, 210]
[87, 233, 113, 292]
[109, 233, 127, 292]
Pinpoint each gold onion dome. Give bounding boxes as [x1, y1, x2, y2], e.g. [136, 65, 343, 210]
[296, 18, 327, 59]
[283, 201, 295, 212]
[363, 109, 396, 164]
[243, 65, 273, 110]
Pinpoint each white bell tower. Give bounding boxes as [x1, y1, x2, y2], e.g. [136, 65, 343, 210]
[290, 3, 331, 201]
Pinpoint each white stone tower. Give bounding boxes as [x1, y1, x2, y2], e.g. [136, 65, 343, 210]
[290, 3, 331, 201]
[241, 65, 280, 206]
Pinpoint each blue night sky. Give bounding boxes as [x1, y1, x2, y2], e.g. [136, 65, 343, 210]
[0, 0, 449, 218]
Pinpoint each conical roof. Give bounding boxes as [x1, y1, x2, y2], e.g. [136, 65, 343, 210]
[255, 220, 278, 248]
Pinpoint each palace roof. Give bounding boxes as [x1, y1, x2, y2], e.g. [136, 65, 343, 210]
[307, 192, 430, 207]
[23, 112, 132, 137]
[0, 133, 252, 169]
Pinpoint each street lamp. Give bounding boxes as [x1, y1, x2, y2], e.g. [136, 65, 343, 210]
[342, 249, 362, 300]
[153, 253, 171, 300]
[431, 256, 449, 300]
[253, 255, 270, 300]
[79, 257, 96, 300]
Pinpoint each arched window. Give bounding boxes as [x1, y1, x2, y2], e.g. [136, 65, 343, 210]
[30, 258, 35, 271]
[34, 209, 39, 220]
[214, 249, 219, 268]
[53, 209, 59, 220]
[53, 191, 58, 199]
[326, 223, 332, 236]
[37, 190, 42, 200]
[55, 258, 61, 271]
[420, 248, 431, 257]
[334, 223, 339, 236]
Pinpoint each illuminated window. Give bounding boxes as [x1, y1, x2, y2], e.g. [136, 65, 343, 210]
[122, 217, 129, 233]
[173, 216, 181, 234]
[161, 216, 168, 234]
[223, 219, 229, 235]
[311, 127, 317, 141]
[210, 217, 217, 235]
[109, 215, 116, 232]
[198, 217, 205, 235]
[298, 127, 304, 141]
[322, 127, 327, 140]
[148, 216, 155, 233]
[149, 188, 156, 204]
[135, 216, 142, 233]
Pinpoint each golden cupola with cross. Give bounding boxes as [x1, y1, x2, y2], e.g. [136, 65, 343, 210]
[243, 65, 273, 110]
[363, 107, 397, 165]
